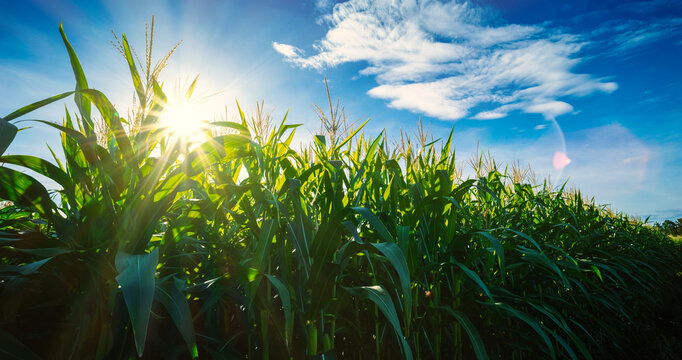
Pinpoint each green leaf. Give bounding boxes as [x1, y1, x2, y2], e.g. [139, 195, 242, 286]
[247, 267, 259, 282]
[79, 89, 135, 167]
[59, 23, 92, 131]
[437, 307, 489, 360]
[453, 261, 494, 302]
[29, 119, 98, 165]
[493, 302, 556, 359]
[591, 265, 603, 281]
[351, 207, 394, 242]
[121, 33, 147, 106]
[264, 274, 293, 348]
[0, 329, 40, 360]
[152, 172, 184, 202]
[504, 228, 542, 251]
[185, 75, 199, 101]
[30, 119, 87, 143]
[0, 155, 73, 192]
[2, 91, 75, 121]
[0, 257, 52, 276]
[314, 134, 326, 148]
[366, 132, 383, 159]
[336, 238, 413, 331]
[9, 247, 73, 257]
[367, 242, 412, 323]
[210, 121, 250, 135]
[343, 285, 412, 360]
[137, 78, 167, 133]
[286, 203, 311, 280]
[115, 249, 159, 357]
[335, 118, 368, 150]
[396, 225, 410, 258]
[156, 277, 198, 359]
[476, 231, 505, 275]
[182, 134, 252, 176]
[0, 167, 54, 217]
[516, 246, 569, 287]
[254, 219, 278, 272]
[0, 119, 18, 156]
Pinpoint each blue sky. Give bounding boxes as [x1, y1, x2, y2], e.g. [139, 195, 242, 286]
[1, 0, 681, 222]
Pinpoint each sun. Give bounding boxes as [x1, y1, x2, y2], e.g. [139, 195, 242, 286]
[159, 99, 208, 144]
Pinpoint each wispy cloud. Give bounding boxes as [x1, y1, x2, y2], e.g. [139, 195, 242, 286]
[598, 18, 682, 55]
[272, 42, 302, 58]
[573, 1, 682, 58]
[273, 0, 617, 120]
[314, 0, 335, 12]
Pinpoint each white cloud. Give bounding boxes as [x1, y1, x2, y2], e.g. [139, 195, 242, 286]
[473, 111, 506, 120]
[525, 101, 574, 119]
[273, 0, 617, 120]
[272, 42, 303, 59]
[314, 0, 335, 12]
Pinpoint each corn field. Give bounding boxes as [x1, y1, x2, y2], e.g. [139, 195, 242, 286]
[1, 25, 681, 360]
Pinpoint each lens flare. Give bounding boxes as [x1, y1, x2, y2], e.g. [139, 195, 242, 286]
[553, 151, 571, 170]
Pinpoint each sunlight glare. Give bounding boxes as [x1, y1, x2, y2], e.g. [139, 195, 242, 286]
[160, 99, 207, 144]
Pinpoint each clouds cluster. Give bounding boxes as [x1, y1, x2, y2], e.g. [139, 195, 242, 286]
[273, 0, 618, 121]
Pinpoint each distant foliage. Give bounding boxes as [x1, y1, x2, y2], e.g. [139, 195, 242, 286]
[0, 24, 681, 360]
[655, 218, 682, 237]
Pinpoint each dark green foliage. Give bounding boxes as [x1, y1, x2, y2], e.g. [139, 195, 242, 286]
[655, 218, 682, 236]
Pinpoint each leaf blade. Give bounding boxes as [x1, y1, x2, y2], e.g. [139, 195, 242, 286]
[115, 249, 159, 357]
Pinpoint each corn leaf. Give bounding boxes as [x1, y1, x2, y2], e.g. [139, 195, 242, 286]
[115, 249, 159, 357]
